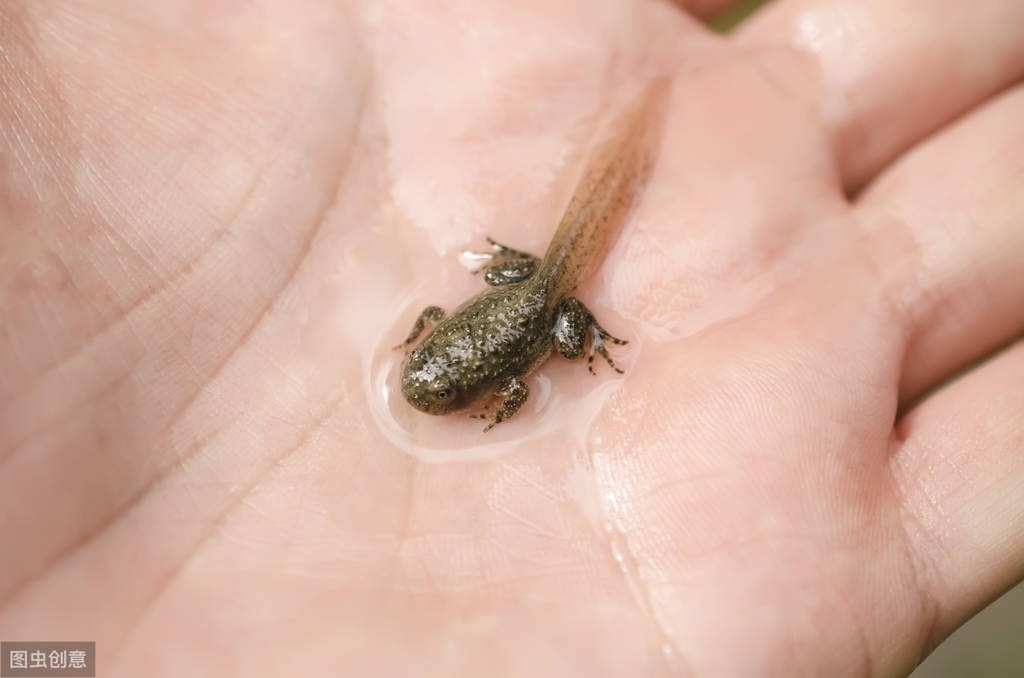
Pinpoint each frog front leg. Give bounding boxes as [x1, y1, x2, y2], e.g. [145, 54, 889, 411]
[395, 306, 445, 349]
[462, 237, 540, 286]
[552, 297, 628, 374]
[478, 375, 529, 431]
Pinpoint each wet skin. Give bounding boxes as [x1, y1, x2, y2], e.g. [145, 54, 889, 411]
[398, 82, 667, 430]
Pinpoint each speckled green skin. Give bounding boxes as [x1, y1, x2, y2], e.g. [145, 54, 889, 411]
[400, 254, 554, 417]
[397, 81, 664, 430]
[398, 242, 625, 430]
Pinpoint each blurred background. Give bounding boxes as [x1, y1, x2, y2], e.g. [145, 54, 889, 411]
[712, 1, 1024, 675]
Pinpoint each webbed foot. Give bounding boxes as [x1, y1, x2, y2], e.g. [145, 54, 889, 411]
[477, 376, 528, 431]
[461, 237, 540, 286]
[552, 297, 628, 374]
[394, 306, 445, 350]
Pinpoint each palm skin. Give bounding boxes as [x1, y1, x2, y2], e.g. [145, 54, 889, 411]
[2, 1, 1024, 676]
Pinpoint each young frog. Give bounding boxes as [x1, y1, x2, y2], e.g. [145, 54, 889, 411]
[397, 80, 668, 430]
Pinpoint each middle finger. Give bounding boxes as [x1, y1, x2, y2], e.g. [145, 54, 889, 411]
[738, 0, 1024, 189]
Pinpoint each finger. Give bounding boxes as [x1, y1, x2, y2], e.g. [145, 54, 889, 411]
[891, 339, 1024, 650]
[853, 84, 1024, 404]
[738, 0, 1024, 189]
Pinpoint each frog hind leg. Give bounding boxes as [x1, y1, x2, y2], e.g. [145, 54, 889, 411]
[476, 376, 528, 431]
[552, 297, 628, 375]
[394, 305, 445, 349]
[462, 237, 540, 286]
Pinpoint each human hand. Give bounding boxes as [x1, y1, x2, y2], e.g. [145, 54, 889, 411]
[1, 1, 1022, 675]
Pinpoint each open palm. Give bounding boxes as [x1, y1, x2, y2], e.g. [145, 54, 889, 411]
[2, 1, 1023, 675]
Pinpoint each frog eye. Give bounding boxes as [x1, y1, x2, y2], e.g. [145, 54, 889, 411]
[435, 389, 451, 400]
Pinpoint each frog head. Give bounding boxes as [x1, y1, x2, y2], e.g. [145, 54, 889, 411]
[400, 348, 467, 415]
